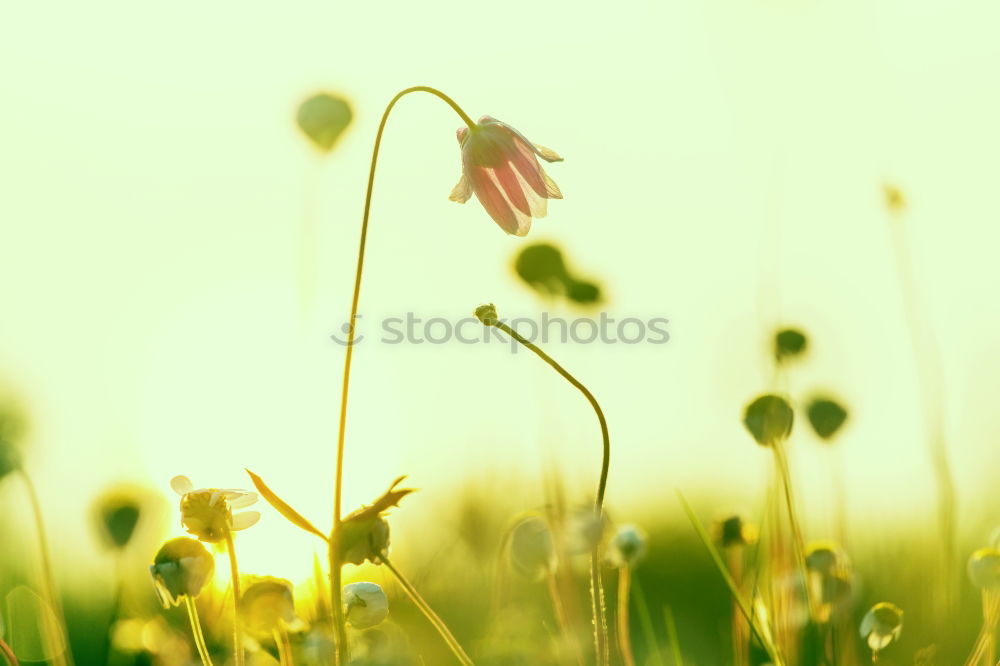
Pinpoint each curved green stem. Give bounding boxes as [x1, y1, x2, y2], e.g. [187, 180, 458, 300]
[381, 555, 474, 666]
[184, 596, 215, 666]
[485, 316, 611, 665]
[330, 86, 476, 665]
[224, 530, 244, 666]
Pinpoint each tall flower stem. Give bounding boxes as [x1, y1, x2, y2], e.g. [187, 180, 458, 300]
[478, 309, 611, 666]
[616, 565, 636, 666]
[886, 200, 957, 614]
[274, 627, 294, 666]
[380, 555, 474, 666]
[771, 438, 815, 621]
[184, 596, 215, 666]
[224, 530, 245, 666]
[19, 470, 71, 666]
[330, 86, 476, 665]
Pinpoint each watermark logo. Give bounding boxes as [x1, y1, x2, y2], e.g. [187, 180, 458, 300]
[330, 312, 670, 352]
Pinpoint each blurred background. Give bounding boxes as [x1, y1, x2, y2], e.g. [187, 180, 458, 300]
[2, 0, 1000, 663]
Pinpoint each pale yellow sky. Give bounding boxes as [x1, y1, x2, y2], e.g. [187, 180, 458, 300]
[2, 0, 999, 580]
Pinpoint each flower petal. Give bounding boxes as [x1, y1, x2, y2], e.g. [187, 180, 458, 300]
[533, 143, 563, 163]
[170, 476, 194, 496]
[468, 166, 521, 235]
[540, 167, 563, 199]
[227, 492, 258, 509]
[231, 511, 261, 531]
[494, 163, 532, 217]
[449, 174, 472, 203]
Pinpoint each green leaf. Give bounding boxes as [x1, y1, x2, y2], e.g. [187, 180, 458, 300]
[245, 469, 328, 541]
[296, 93, 353, 153]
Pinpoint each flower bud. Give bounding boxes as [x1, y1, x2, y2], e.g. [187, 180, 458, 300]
[474, 304, 499, 327]
[343, 582, 389, 629]
[742, 394, 794, 447]
[509, 516, 555, 580]
[340, 517, 391, 566]
[968, 548, 1000, 589]
[607, 524, 647, 568]
[859, 602, 903, 652]
[149, 537, 215, 608]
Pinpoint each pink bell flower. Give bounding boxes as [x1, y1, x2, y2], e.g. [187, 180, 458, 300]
[449, 115, 563, 236]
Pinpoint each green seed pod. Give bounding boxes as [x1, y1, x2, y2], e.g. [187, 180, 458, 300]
[94, 492, 142, 550]
[742, 394, 794, 446]
[807, 397, 849, 441]
[149, 538, 215, 608]
[474, 303, 500, 327]
[860, 602, 903, 652]
[968, 548, 1000, 589]
[296, 93, 353, 153]
[774, 328, 808, 362]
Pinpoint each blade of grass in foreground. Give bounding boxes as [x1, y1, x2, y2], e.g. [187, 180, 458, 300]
[663, 604, 683, 666]
[677, 492, 785, 666]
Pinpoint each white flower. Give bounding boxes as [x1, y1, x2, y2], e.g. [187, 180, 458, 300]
[343, 582, 389, 629]
[170, 475, 260, 543]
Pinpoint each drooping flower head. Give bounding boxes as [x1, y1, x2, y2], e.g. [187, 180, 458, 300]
[149, 537, 215, 608]
[607, 524, 648, 568]
[241, 578, 300, 638]
[450, 116, 563, 237]
[171, 475, 260, 543]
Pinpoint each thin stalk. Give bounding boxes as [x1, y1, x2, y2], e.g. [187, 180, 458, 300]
[487, 316, 611, 665]
[0, 638, 19, 666]
[185, 596, 215, 666]
[19, 470, 71, 666]
[330, 85, 476, 665]
[381, 555, 474, 666]
[616, 566, 636, 666]
[727, 545, 749, 666]
[887, 205, 957, 612]
[771, 438, 815, 620]
[274, 627, 293, 666]
[101, 556, 125, 666]
[223, 530, 244, 666]
[546, 571, 584, 666]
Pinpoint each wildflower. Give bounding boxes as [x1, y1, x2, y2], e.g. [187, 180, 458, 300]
[241, 578, 299, 638]
[607, 524, 647, 568]
[339, 476, 415, 565]
[742, 394, 794, 447]
[860, 602, 903, 652]
[805, 542, 853, 622]
[474, 303, 499, 327]
[149, 537, 215, 608]
[450, 116, 563, 236]
[968, 548, 1000, 589]
[343, 582, 389, 629]
[171, 475, 259, 543]
[509, 515, 555, 580]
